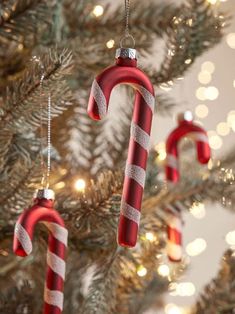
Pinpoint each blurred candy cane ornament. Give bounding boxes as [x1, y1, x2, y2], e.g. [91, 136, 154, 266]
[165, 111, 210, 262]
[14, 189, 68, 314]
[87, 47, 155, 247]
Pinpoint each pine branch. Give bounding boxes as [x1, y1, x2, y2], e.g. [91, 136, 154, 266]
[192, 249, 235, 314]
[0, 0, 53, 46]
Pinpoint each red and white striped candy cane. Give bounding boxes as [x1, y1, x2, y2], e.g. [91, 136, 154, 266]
[13, 189, 68, 314]
[88, 48, 155, 247]
[165, 111, 210, 262]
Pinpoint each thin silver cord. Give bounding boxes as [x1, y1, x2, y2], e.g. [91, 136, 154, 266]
[46, 93, 51, 188]
[120, 0, 135, 48]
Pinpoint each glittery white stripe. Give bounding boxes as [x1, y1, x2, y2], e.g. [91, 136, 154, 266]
[186, 132, 208, 143]
[131, 122, 150, 152]
[121, 200, 140, 225]
[166, 154, 178, 170]
[136, 85, 155, 113]
[125, 164, 146, 188]
[47, 251, 66, 280]
[168, 216, 182, 231]
[91, 80, 107, 118]
[15, 222, 32, 255]
[43, 222, 68, 247]
[167, 241, 182, 260]
[44, 287, 64, 311]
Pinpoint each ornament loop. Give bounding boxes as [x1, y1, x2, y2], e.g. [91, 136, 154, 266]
[120, 34, 135, 49]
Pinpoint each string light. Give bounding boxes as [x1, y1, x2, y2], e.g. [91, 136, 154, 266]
[227, 111, 235, 127]
[184, 58, 192, 65]
[233, 80, 235, 88]
[189, 202, 206, 219]
[93, 5, 104, 17]
[201, 61, 215, 74]
[155, 142, 166, 161]
[216, 122, 230, 136]
[74, 178, 86, 192]
[225, 230, 235, 245]
[165, 304, 182, 314]
[208, 131, 222, 150]
[106, 39, 115, 49]
[195, 104, 209, 118]
[186, 238, 207, 257]
[137, 265, 147, 277]
[158, 264, 170, 277]
[145, 232, 155, 242]
[176, 282, 196, 296]
[226, 33, 235, 49]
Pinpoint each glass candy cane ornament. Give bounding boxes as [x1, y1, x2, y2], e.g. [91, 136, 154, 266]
[87, 47, 155, 247]
[165, 111, 211, 261]
[13, 189, 68, 314]
[13, 70, 68, 314]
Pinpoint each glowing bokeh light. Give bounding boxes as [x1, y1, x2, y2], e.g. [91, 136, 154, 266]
[226, 230, 235, 245]
[190, 202, 206, 219]
[74, 179, 86, 192]
[106, 39, 115, 49]
[226, 33, 235, 49]
[198, 71, 212, 84]
[93, 5, 104, 17]
[204, 86, 219, 100]
[137, 265, 147, 277]
[195, 87, 207, 101]
[195, 104, 209, 118]
[201, 61, 215, 74]
[186, 238, 207, 257]
[158, 264, 170, 277]
[209, 133, 222, 150]
[216, 122, 230, 136]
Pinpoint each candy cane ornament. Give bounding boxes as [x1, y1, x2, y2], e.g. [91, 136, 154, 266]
[165, 111, 211, 262]
[88, 48, 155, 247]
[13, 189, 68, 314]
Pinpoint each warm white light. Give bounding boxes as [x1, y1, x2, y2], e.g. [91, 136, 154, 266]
[195, 104, 209, 118]
[216, 122, 230, 136]
[74, 179, 86, 192]
[145, 232, 155, 242]
[93, 5, 104, 17]
[226, 230, 235, 245]
[226, 33, 235, 49]
[158, 264, 170, 277]
[159, 83, 172, 91]
[155, 142, 166, 161]
[186, 238, 207, 257]
[207, 0, 218, 4]
[205, 86, 219, 100]
[185, 58, 192, 65]
[209, 133, 222, 150]
[195, 87, 207, 101]
[137, 265, 147, 277]
[165, 304, 182, 314]
[233, 80, 235, 88]
[198, 71, 212, 84]
[227, 111, 235, 127]
[106, 39, 115, 49]
[201, 61, 215, 74]
[190, 202, 206, 219]
[176, 282, 196, 297]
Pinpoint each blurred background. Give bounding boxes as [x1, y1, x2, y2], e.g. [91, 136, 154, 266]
[149, 0, 235, 313]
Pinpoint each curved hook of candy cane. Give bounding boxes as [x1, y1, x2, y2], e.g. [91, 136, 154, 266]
[166, 119, 211, 183]
[87, 48, 155, 248]
[13, 204, 68, 313]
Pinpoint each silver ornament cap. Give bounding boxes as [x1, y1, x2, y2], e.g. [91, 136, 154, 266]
[177, 111, 193, 124]
[35, 188, 55, 200]
[115, 48, 137, 60]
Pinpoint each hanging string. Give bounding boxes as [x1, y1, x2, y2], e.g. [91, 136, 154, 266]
[46, 93, 51, 188]
[32, 56, 51, 189]
[120, 0, 135, 48]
